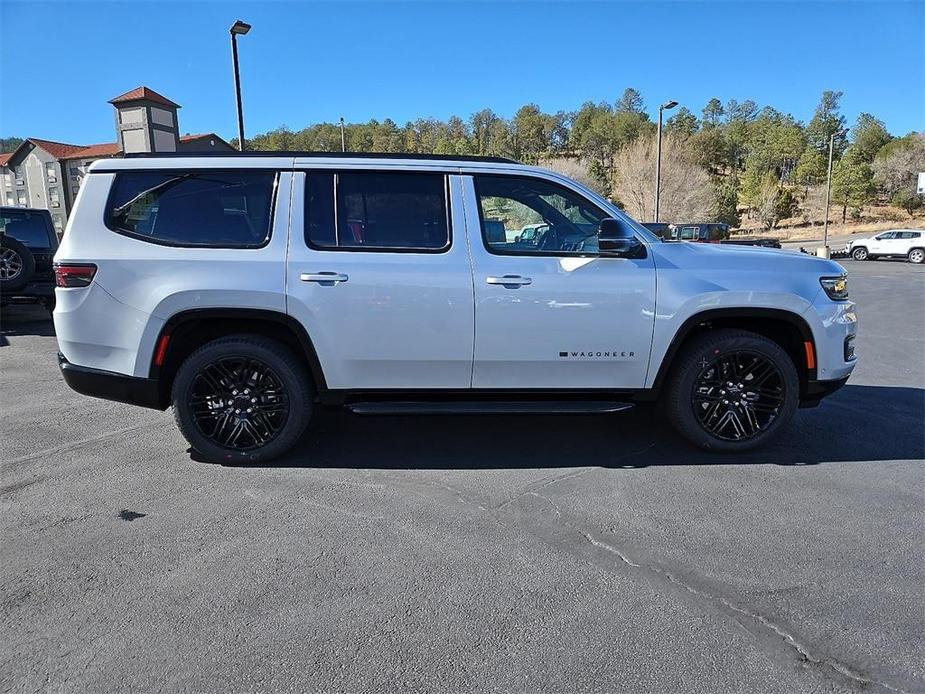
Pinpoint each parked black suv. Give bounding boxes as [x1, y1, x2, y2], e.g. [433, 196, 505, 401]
[1, 207, 59, 312]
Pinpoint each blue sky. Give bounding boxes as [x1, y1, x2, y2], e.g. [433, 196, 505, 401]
[1, 1, 923, 145]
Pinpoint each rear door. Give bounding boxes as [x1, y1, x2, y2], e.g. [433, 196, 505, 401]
[286, 168, 474, 390]
[461, 172, 656, 389]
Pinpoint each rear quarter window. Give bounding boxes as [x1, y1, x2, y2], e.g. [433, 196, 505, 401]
[105, 170, 277, 248]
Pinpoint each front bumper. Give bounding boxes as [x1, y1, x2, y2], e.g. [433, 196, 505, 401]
[58, 353, 166, 410]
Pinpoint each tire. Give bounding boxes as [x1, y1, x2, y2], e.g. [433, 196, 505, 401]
[171, 334, 313, 463]
[908, 248, 924, 264]
[851, 246, 869, 261]
[0, 237, 35, 292]
[663, 329, 800, 452]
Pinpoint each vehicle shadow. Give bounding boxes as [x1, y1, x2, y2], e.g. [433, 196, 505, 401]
[0, 304, 55, 340]
[214, 384, 924, 470]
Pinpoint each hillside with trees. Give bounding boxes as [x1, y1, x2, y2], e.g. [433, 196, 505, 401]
[244, 89, 924, 235]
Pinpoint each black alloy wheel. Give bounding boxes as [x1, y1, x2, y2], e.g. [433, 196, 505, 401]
[188, 356, 290, 451]
[664, 329, 799, 451]
[691, 350, 785, 442]
[172, 335, 312, 463]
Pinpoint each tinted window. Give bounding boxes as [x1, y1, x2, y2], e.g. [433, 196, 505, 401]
[0, 210, 52, 248]
[898, 231, 921, 239]
[106, 171, 277, 247]
[475, 175, 607, 255]
[306, 172, 449, 251]
[875, 232, 896, 240]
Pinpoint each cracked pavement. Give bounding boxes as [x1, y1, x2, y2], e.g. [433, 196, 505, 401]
[1, 259, 923, 693]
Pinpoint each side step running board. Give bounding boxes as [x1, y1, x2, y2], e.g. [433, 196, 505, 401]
[346, 401, 635, 415]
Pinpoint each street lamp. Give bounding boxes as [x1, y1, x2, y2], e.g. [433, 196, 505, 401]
[229, 19, 251, 152]
[339, 117, 346, 152]
[654, 100, 678, 223]
[821, 128, 848, 258]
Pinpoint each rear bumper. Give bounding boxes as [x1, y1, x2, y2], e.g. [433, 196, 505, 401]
[58, 353, 166, 410]
[799, 375, 850, 408]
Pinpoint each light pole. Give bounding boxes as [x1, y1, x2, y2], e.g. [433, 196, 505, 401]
[821, 128, 848, 258]
[339, 117, 346, 152]
[229, 20, 251, 152]
[654, 100, 678, 223]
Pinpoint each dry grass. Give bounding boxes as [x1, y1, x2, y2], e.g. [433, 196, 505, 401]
[734, 202, 924, 241]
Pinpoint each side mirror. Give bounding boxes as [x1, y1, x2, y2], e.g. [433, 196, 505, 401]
[598, 218, 646, 258]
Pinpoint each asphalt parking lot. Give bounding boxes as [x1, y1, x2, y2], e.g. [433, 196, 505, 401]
[1, 258, 923, 694]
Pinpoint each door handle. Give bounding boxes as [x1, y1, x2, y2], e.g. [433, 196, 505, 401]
[486, 275, 532, 287]
[300, 272, 349, 284]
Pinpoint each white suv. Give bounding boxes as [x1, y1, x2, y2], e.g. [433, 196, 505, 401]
[847, 229, 925, 263]
[53, 153, 858, 462]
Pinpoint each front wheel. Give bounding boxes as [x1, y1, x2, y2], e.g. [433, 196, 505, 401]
[664, 329, 799, 452]
[851, 247, 869, 261]
[172, 335, 313, 463]
[908, 248, 924, 264]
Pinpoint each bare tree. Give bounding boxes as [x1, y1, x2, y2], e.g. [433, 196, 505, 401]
[754, 175, 780, 229]
[799, 185, 828, 226]
[872, 133, 925, 198]
[538, 157, 607, 196]
[611, 133, 715, 222]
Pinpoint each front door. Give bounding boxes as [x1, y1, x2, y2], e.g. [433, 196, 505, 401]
[286, 170, 474, 390]
[868, 231, 897, 255]
[462, 173, 656, 390]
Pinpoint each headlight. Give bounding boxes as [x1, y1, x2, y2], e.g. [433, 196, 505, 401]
[820, 275, 848, 300]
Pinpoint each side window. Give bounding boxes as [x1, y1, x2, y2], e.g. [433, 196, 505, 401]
[680, 226, 698, 240]
[305, 171, 449, 252]
[106, 170, 277, 248]
[474, 175, 607, 255]
[875, 232, 895, 240]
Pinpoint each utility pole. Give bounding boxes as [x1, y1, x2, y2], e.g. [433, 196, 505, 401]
[339, 117, 346, 152]
[821, 128, 847, 258]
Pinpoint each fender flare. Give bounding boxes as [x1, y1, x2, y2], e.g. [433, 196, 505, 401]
[151, 307, 328, 391]
[650, 307, 816, 392]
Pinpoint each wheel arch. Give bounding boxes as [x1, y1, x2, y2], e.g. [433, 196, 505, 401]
[650, 308, 816, 397]
[149, 308, 327, 406]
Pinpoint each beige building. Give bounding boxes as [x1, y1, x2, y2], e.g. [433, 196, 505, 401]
[0, 86, 233, 232]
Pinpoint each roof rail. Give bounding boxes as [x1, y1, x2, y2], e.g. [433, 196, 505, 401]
[121, 151, 520, 164]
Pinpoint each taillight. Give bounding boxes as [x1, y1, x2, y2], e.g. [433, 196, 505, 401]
[54, 263, 97, 288]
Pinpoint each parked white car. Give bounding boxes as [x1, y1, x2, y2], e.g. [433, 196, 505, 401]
[846, 229, 924, 263]
[53, 153, 858, 462]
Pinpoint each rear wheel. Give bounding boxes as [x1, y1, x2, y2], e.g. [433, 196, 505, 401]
[908, 248, 924, 264]
[172, 335, 312, 463]
[664, 329, 799, 451]
[851, 246, 869, 261]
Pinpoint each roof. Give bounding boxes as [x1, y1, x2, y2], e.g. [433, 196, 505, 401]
[109, 86, 180, 109]
[121, 151, 518, 164]
[26, 138, 93, 160]
[0, 133, 231, 166]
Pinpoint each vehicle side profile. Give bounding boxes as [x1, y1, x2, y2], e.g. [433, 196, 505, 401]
[847, 229, 924, 263]
[53, 153, 858, 462]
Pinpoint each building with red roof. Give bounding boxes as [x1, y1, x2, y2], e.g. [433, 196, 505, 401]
[0, 87, 233, 231]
